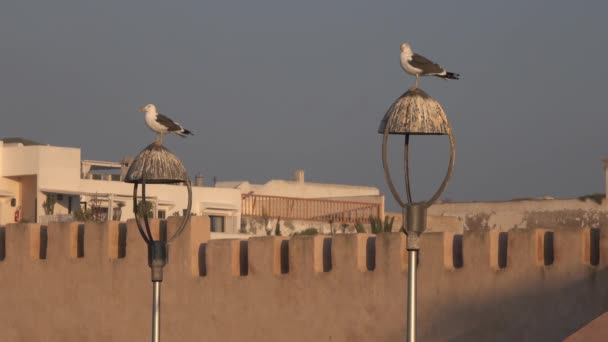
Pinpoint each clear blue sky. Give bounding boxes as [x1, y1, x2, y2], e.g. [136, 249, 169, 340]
[1, 1, 607, 210]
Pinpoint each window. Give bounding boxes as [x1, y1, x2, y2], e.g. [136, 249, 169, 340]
[210, 215, 225, 233]
[158, 210, 166, 219]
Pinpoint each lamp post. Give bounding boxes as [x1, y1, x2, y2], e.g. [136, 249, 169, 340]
[124, 142, 193, 342]
[378, 88, 455, 342]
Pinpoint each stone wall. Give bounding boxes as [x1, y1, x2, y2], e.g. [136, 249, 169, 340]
[429, 197, 607, 231]
[241, 213, 463, 236]
[386, 212, 464, 233]
[240, 216, 365, 236]
[0, 217, 607, 341]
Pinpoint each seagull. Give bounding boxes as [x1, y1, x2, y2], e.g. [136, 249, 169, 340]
[400, 42, 459, 88]
[138, 104, 193, 145]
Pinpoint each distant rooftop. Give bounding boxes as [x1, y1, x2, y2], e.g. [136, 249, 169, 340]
[216, 169, 379, 193]
[0, 137, 45, 146]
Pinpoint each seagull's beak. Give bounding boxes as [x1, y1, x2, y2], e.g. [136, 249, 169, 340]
[138, 106, 146, 112]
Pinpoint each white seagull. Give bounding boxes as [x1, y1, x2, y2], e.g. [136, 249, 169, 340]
[138, 104, 193, 145]
[400, 42, 459, 88]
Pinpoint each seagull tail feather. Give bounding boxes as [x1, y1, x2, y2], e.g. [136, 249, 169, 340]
[442, 72, 460, 80]
[175, 129, 194, 137]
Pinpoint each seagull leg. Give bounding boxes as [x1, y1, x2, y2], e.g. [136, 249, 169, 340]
[415, 75, 419, 89]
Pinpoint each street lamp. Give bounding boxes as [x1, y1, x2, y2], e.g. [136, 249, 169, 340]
[124, 142, 193, 342]
[378, 88, 455, 342]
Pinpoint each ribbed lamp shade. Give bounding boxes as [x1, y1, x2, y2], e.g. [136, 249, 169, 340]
[378, 88, 450, 135]
[124, 143, 189, 184]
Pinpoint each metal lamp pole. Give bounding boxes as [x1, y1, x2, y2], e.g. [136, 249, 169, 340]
[378, 88, 455, 342]
[124, 142, 193, 342]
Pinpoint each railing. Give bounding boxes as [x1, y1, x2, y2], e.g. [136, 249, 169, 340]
[241, 194, 381, 223]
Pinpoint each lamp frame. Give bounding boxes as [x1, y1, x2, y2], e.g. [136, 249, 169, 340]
[126, 145, 193, 342]
[380, 90, 455, 342]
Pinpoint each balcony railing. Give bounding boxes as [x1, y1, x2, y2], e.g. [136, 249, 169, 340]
[241, 194, 381, 223]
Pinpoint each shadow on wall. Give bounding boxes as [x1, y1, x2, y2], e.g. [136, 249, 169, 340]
[426, 268, 608, 341]
[1, 220, 608, 342]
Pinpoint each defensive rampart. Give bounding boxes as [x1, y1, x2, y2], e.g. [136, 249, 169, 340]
[0, 217, 607, 341]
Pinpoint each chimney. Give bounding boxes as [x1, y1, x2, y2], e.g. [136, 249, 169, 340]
[294, 169, 305, 183]
[195, 173, 204, 187]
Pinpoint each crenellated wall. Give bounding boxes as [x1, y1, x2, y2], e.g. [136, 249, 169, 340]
[0, 218, 607, 341]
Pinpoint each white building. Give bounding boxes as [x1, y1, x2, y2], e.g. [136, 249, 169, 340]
[1, 138, 385, 236]
[0, 138, 241, 232]
[217, 170, 385, 232]
[216, 169, 382, 202]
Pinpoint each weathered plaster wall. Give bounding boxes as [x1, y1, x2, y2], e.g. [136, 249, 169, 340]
[429, 198, 607, 230]
[386, 211, 464, 233]
[241, 216, 361, 236]
[217, 179, 380, 199]
[240, 212, 462, 236]
[0, 218, 607, 341]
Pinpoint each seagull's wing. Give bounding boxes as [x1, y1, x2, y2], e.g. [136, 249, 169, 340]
[156, 113, 183, 131]
[409, 54, 445, 75]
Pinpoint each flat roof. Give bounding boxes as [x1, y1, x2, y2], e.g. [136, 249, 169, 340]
[82, 160, 122, 171]
[0, 137, 45, 146]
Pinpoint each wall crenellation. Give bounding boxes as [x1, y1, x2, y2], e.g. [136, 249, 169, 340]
[0, 218, 607, 341]
[0, 220, 604, 277]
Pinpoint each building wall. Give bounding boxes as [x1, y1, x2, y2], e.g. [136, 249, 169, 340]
[241, 216, 352, 235]
[36, 146, 81, 191]
[51, 194, 74, 216]
[1, 144, 41, 177]
[19, 176, 37, 222]
[0, 177, 20, 224]
[386, 211, 464, 233]
[240, 214, 462, 236]
[0, 142, 242, 226]
[429, 198, 608, 231]
[217, 179, 380, 199]
[605, 160, 608, 198]
[1, 143, 81, 192]
[198, 186, 242, 233]
[75, 180, 241, 230]
[0, 219, 607, 341]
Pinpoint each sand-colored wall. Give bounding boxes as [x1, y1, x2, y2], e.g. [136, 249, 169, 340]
[429, 198, 608, 230]
[386, 211, 464, 233]
[241, 216, 363, 235]
[240, 213, 461, 236]
[1, 144, 41, 177]
[217, 179, 380, 199]
[0, 177, 20, 224]
[19, 175, 37, 222]
[0, 218, 607, 341]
